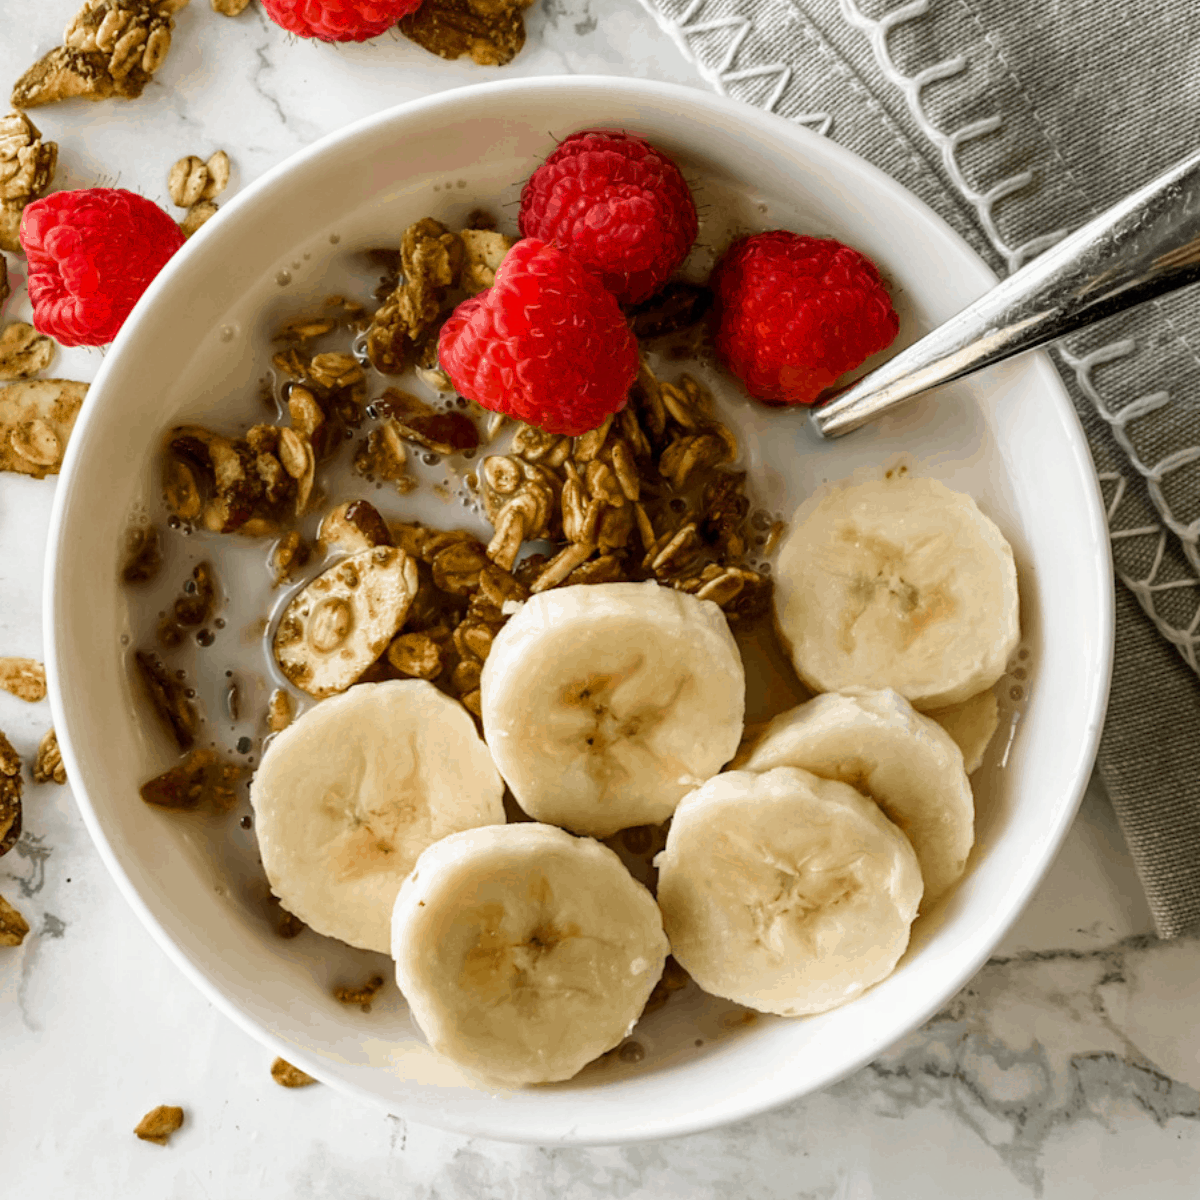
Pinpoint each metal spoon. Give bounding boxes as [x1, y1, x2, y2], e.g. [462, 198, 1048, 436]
[811, 146, 1200, 438]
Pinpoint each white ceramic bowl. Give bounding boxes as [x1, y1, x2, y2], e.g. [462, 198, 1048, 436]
[45, 77, 1113, 1144]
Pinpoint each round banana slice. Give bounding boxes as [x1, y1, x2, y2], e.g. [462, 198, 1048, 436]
[250, 679, 505, 953]
[744, 690, 973, 904]
[656, 767, 922, 1017]
[774, 475, 1020, 709]
[926, 687, 1001, 775]
[392, 823, 669, 1086]
[480, 581, 745, 838]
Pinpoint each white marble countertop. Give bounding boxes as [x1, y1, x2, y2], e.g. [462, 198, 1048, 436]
[3, 2, 1200, 1196]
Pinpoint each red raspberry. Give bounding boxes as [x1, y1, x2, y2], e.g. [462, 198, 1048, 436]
[21, 188, 186, 348]
[439, 238, 638, 436]
[260, 0, 421, 41]
[518, 129, 698, 306]
[712, 232, 899, 406]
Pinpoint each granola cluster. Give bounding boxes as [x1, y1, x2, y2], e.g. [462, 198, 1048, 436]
[400, 0, 537, 66]
[167, 148, 230, 237]
[161, 308, 367, 537]
[0, 111, 57, 252]
[12, 0, 191, 110]
[0, 380, 86, 479]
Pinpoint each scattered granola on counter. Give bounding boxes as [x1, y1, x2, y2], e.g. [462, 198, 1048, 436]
[33, 729, 66, 785]
[179, 199, 218, 237]
[0, 379, 87, 479]
[167, 149, 230, 208]
[270, 1057, 317, 1088]
[0, 111, 58, 252]
[399, 0, 536, 66]
[0, 893, 29, 946]
[333, 974, 386, 1013]
[0, 657, 46, 703]
[212, 0, 252, 13]
[0, 729, 22, 857]
[0, 322, 56, 381]
[133, 1104, 185, 1145]
[12, 0, 191, 110]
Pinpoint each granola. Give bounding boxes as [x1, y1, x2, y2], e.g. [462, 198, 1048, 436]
[133, 1104, 184, 1145]
[0, 379, 86, 479]
[366, 220, 463, 375]
[13, 0, 191, 110]
[0, 657, 46, 703]
[333, 973, 385, 1012]
[0, 893, 28, 946]
[140, 747, 243, 809]
[0, 323, 56, 381]
[0, 730, 22, 858]
[270, 1057, 317, 1087]
[134, 651, 198, 748]
[179, 199, 218, 237]
[33, 729, 66, 785]
[0, 112, 57, 253]
[212, 0, 251, 13]
[399, 0, 535, 66]
[121, 524, 163, 584]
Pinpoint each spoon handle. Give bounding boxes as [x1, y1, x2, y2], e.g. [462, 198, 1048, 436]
[812, 146, 1200, 438]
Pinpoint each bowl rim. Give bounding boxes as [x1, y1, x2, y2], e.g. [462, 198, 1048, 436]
[44, 74, 1115, 1145]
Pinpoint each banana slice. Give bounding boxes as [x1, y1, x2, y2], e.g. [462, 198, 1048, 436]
[250, 679, 505, 953]
[774, 475, 1019, 709]
[744, 690, 973, 904]
[926, 687, 1001, 774]
[480, 581, 745, 838]
[656, 767, 922, 1017]
[392, 823, 668, 1086]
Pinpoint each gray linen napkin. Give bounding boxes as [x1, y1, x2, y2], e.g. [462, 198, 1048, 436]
[636, 0, 1200, 935]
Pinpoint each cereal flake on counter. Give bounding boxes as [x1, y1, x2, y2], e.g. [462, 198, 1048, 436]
[33, 729, 66, 785]
[0, 322, 54, 381]
[133, 1104, 184, 1146]
[12, 0, 190, 110]
[0, 658, 46, 703]
[0, 379, 87, 479]
[211, 0, 251, 14]
[167, 149, 230, 209]
[0, 111, 57, 252]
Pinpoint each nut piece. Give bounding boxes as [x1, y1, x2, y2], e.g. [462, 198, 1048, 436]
[333, 973, 385, 1012]
[317, 500, 393, 553]
[0, 893, 29, 946]
[0, 658, 46, 703]
[0, 112, 58, 252]
[0, 254, 8, 308]
[140, 747, 243, 810]
[0, 323, 55, 380]
[0, 379, 86, 479]
[13, 1, 189, 110]
[273, 547, 420, 698]
[400, 0, 535, 66]
[0, 730, 22, 858]
[459, 228, 513, 294]
[33, 729, 66, 785]
[271, 1057, 317, 1088]
[134, 1105, 184, 1146]
[212, 0, 251, 13]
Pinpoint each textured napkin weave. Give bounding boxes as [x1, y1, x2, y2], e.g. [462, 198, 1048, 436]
[637, 0, 1200, 935]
